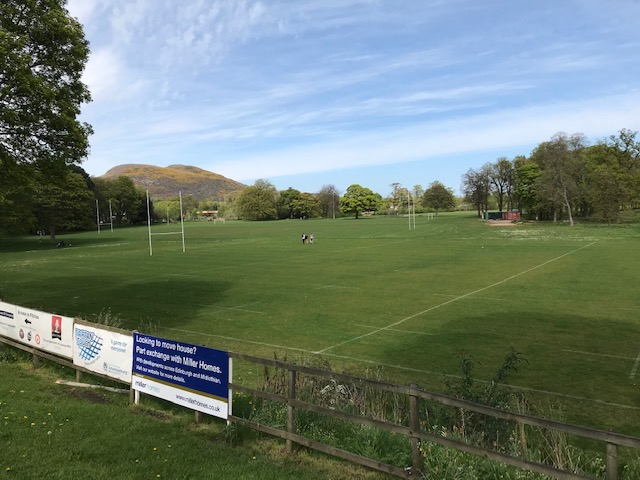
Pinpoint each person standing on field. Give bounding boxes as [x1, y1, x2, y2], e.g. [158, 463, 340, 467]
[309, 233, 314, 244]
[302, 233, 307, 244]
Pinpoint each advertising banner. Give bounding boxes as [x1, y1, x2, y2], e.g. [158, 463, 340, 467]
[0, 302, 17, 339]
[132, 333, 229, 419]
[73, 323, 133, 383]
[14, 306, 74, 359]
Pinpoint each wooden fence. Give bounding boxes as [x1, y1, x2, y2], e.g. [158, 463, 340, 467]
[2, 334, 639, 479]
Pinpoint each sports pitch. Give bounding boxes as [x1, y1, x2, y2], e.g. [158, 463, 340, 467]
[1, 213, 639, 434]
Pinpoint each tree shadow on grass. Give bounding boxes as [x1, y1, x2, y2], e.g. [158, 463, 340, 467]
[0, 234, 130, 253]
[9, 275, 232, 332]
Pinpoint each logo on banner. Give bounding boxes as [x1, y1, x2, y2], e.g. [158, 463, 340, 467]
[51, 316, 62, 340]
[75, 328, 104, 364]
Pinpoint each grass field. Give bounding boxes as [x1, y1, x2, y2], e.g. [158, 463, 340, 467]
[1, 213, 639, 436]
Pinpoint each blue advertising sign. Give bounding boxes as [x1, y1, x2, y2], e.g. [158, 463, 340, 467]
[132, 333, 229, 418]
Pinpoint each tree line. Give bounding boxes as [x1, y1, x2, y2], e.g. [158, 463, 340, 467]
[462, 130, 640, 225]
[2, 1, 639, 240]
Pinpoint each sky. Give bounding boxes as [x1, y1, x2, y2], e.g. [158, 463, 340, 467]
[66, 0, 640, 197]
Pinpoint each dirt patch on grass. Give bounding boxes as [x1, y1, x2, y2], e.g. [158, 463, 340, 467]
[487, 220, 519, 227]
[67, 388, 112, 404]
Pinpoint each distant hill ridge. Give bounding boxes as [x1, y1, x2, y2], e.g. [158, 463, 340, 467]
[101, 164, 245, 201]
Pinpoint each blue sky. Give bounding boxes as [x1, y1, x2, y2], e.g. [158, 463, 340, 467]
[67, 0, 640, 197]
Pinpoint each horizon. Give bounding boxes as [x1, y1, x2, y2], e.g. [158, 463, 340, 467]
[68, 0, 640, 197]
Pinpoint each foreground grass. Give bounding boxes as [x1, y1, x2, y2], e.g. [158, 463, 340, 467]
[0, 355, 389, 480]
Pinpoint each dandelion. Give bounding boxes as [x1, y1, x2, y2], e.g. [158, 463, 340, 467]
[47, 431, 52, 435]
[153, 447, 157, 451]
[30, 422, 35, 427]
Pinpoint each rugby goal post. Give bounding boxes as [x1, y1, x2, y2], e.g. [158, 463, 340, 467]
[146, 190, 186, 256]
[96, 199, 114, 233]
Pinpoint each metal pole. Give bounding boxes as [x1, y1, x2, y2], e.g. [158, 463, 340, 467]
[96, 199, 100, 234]
[179, 191, 186, 253]
[109, 199, 114, 232]
[147, 190, 153, 256]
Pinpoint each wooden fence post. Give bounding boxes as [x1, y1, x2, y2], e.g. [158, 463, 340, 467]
[606, 442, 618, 480]
[409, 385, 424, 475]
[287, 368, 297, 453]
[32, 351, 40, 368]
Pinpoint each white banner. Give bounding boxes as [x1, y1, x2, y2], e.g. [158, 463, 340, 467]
[14, 306, 74, 359]
[0, 302, 17, 339]
[73, 324, 133, 383]
[132, 374, 228, 418]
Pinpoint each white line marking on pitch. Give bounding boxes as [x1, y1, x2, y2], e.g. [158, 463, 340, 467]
[316, 242, 597, 354]
[432, 293, 502, 301]
[156, 325, 638, 411]
[630, 350, 640, 379]
[354, 324, 438, 335]
[564, 350, 635, 361]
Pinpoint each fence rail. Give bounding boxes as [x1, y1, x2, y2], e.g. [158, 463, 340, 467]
[2, 335, 639, 479]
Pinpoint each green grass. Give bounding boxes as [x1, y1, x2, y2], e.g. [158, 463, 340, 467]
[1, 213, 639, 436]
[0, 358, 389, 480]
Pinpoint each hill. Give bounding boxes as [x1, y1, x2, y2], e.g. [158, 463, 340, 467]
[101, 164, 245, 201]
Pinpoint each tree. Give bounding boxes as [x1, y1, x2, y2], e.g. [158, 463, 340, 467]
[93, 176, 147, 226]
[291, 192, 319, 219]
[584, 144, 631, 224]
[0, 0, 93, 167]
[317, 184, 340, 219]
[513, 158, 540, 217]
[35, 170, 93, 239]
[531, 132, 586, 225]
[340, 184, 380, 219]
[488, 158, 515, 212]
[461, 167, 490, 218]
[277, 187, 301, 219]
[0, 158, 35, 234]
[422, 181, 455, 216]
[235, 179, 277, 221]
[389, 182, 410, 213]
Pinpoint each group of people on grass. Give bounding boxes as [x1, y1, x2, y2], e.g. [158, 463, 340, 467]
[301, 233, 314, 245]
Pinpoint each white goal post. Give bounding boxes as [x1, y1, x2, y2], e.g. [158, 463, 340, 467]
[96, 199, 113, 233]
[146, 190, 186, 256]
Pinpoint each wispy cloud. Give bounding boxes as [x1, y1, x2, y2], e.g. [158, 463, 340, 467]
[68, 0, 640, 194]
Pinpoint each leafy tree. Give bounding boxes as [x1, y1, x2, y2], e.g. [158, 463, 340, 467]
[93, 176, 147, 226]
[584, 144, 630, 224]
[531, 132, 586, 225]
[422, 181, 455, 216]
[0, 158, 35, 234]
[488, 158, 515, 212]
[0, 0, 93, 167]
[277, 187, 301, 219]
[604, 129, 640, 208]
[340, 184, 380, 219]
[317, 184, 340, 219]
[235, 179, 277, 221]
[513, 158, 540, 216]
[35, 170, 93, 239]
[389, 182, 410, 213]
[461, 167, 490, 218]
[291, 192, 320, 219]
